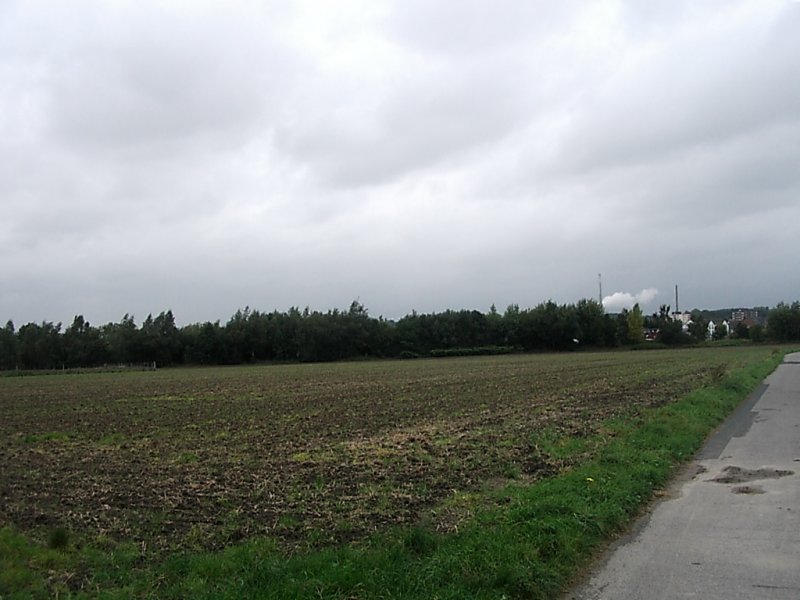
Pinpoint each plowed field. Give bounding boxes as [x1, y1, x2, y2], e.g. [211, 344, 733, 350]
[0, 348, 767, 553]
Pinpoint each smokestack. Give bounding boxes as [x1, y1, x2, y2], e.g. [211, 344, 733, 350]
[675, 285, 679, 314]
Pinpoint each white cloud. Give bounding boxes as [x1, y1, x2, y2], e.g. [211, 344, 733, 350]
[603, 289, 659, 313]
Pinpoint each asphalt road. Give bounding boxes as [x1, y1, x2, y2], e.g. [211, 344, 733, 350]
[566, 352, 800, 600]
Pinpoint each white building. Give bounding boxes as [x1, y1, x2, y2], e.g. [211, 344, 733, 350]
[673, 312, 692, 325]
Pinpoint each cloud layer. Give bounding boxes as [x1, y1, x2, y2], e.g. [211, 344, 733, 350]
[2, 0, 799, 326]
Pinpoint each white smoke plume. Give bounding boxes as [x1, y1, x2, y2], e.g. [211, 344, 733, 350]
[602, 288, 659, 312]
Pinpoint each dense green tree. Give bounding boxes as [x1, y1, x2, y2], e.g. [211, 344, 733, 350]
[137, 314, 159, 364]
[225, 307, 255, 363]
[767, 301, 800, 341]
[17, 321, 63, 369]
[486, 304, 506, 345]
[247, 310, 277, 361]
[647, 305, 690, 345]
[182, 321, 226, 364]
[732, 321, 750, 339]
[626, 304, 645, 345]
[154, 310, 182, 365]
[575, 299, 609, 347]
[101, 314, 139, 364]
[9, 299, 793, 371]
[0, 320, 18, 370]
[134, 311, 181, 366]
[688, 313, 708, 342]
[615, 310, 630, 345]
[658, 319, 688, 345]
[272, 308, 302, 361]
[502, 304, 521, 342]
[515, 301, 580, 351]
[62, 315, 108, 367]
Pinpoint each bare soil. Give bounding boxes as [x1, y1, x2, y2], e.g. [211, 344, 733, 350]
[0, 349, 765, 553]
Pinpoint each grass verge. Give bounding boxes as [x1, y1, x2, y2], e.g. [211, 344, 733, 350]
[0, 350, 788, 599]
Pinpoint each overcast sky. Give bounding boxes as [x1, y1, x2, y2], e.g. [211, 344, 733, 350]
[2, 0, 798, 326]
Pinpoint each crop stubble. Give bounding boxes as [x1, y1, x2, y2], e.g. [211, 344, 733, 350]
[0, 348, 762, 553]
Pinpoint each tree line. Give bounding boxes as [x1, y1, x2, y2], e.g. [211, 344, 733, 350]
[1, 299, 798, 371]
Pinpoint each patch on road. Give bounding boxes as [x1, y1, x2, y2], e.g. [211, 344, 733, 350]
[708, 466, 794, 484]
[731, 485, 766, 495]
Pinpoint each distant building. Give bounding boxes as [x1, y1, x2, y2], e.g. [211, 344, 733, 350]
[730, 309, 766, 328]
[672, 311, 692, 333]
[720, 320, 730, 336]
[731, 309, 758, 323]
[673, 312, 692, 325]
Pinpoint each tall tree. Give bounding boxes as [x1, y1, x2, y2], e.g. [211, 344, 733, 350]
[101, 314, 139, 364]
[767, 301, 800, 341]
[626, 304, 645, 344]
[575, 299, 607, 346]
[687, 313, 708, 342]
[0, 320, 18, 370]
[17, 321, 63, 369]
[63, 315, 108, 367]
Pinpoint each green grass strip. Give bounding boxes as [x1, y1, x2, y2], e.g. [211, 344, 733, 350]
[1, 350, 788, 599]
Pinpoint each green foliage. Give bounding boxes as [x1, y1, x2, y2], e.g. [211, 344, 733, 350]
[17, 321, 63, 370]
[521, 301, 579, 351]
[0, 320, 18, 370]
[732, 321, 750, 339]
[626, 304, 645, 344]
[712, 321, 729, 341]
[767, 301, 800, 341]
[575, 299, 610, 347]
[4, 299, 795, 371]
[688, 313, 708, 342]
[47, 527, 70, 550]
[658, 319, 690, 345]
[62, 315, 108, 368]
[429, 346, 515, 358]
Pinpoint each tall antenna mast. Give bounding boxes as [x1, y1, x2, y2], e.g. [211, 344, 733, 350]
[598, 273, 603, 306]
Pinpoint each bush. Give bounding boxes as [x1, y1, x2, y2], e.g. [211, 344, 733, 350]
[428, 346, 516, 358]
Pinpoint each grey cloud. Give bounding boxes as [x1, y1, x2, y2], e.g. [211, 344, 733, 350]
[49, 16, 287, 153]
[1, 2, 293, 157]
[556, 4, 800, 175]
[583, 119, 800, 228]
[2, 0, 798, 327]
[617, 0, 692, 37]
[277, 62, 531, 187]
[1, 2, 301, 267]
[272, 0, 575, 189]
[386, 0, 579, 56]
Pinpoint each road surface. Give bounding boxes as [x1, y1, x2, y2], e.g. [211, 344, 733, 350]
[566, 352, 800, 599]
